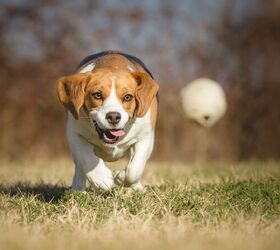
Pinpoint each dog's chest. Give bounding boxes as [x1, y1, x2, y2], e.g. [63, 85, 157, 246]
[93, 144, 129, 162]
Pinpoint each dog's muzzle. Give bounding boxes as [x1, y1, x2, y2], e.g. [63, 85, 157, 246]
[93, 120, 125, 144]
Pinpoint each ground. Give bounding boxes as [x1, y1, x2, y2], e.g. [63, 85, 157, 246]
[0, 158, 279, 250]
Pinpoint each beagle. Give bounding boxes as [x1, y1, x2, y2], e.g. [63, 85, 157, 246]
[57, 51, 159, 191]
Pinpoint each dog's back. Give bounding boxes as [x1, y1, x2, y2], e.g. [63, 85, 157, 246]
[77, 50, 154, 79]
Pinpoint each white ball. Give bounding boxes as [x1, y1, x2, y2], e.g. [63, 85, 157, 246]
[181, 78, 227, 127]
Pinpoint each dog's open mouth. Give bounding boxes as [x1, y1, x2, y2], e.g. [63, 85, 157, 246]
[93, 121, 125, 144]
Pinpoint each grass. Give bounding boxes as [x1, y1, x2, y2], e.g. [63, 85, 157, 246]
[0, 158, 280, 250]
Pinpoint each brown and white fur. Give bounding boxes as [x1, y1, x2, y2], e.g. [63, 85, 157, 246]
[56, 51, 159, 191]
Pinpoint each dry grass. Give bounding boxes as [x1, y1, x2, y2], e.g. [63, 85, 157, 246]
[0, 158, 280, 250]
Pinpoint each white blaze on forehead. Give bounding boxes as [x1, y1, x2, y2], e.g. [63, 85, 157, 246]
[103, 76, 123, 111]
[79, 63, 95, 73]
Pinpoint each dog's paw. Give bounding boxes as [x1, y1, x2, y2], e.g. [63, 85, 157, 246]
[114, 171, 145, 192]
[130, 182, 145, 192]
[113, 170, 126, 186]
[87, 167, 115, 191]
[123, 182, 145, 195]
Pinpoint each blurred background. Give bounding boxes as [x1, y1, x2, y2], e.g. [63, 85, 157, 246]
[0, 0, 279, 162]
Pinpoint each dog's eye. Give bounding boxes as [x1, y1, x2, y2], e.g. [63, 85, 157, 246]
[123, 94, 133, 102]
[92, 92, 102, 100]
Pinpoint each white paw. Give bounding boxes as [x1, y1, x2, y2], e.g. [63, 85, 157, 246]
[130, 182, 145, 192]
[86, 167, 115, 191]
[114, 170, 126, 186]
[123, 183, 145, 194]
[114, 170, 145, 192]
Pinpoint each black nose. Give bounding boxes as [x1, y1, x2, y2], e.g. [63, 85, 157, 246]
[203, 115, 210, 121]
[106, 112, 121, 125]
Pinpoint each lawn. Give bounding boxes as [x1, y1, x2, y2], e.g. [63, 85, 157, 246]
[0, 158, 279, 250]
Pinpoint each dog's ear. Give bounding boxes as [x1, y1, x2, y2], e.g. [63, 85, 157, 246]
[132, 72, 159, 117]
[56, 73, 91, 119]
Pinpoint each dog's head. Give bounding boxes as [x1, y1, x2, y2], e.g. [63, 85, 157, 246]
[57, 68, 158, 144]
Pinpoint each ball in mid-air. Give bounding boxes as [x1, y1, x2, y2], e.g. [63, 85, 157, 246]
[180, 78, 227, 127]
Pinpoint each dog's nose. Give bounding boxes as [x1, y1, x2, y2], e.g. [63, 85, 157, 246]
[106, 112, 121, 125]
[203, 115, 210, 121]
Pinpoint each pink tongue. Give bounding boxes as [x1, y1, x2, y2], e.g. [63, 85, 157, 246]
[109, 129, 125, 137]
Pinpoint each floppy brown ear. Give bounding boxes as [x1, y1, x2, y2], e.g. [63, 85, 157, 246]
[56, 73, 91, 119]
[132, 72, 159, 117]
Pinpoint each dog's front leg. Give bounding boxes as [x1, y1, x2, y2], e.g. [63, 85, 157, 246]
[67, 128, 115, 191]
[114, 132, 155, 191]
